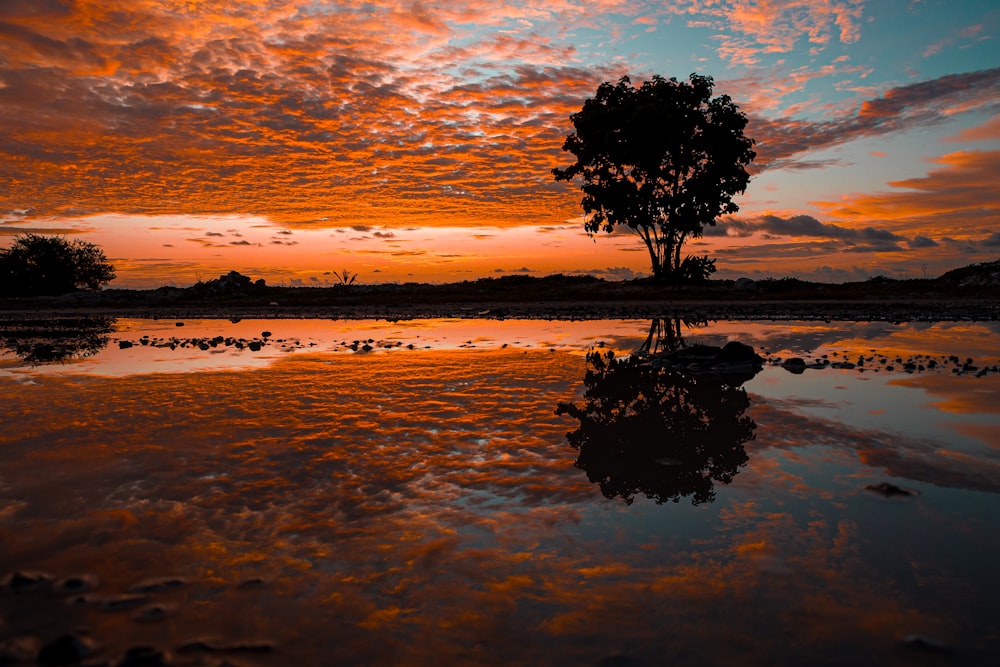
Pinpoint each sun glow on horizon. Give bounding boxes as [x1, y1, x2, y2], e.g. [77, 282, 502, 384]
[1, 1, 999, 283]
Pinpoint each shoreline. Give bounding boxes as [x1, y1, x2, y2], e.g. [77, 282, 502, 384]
[0, 298, 998, 322]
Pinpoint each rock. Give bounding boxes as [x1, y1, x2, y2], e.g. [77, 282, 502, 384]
[129, 576, 187, 593]
[865, 482, 918, 498]
[654, 342, 762, 377]
[0, 636, 40, 663]
[37, 634, 100, 666]
[734, 277, 756, 291]
[2, 569, 53, 592]
[719, 341, 760, 364]
[119, 340, 134, 349]
[51, 574, 99, 596]
[117, 646, 171, 667]
[99, 593, 150, 611]
[131, 603, 177, 622]
[901, 634, 951, 653]
[781, 357, 807, 374]
[596, 654, 652, 667]
[177, 639, 274, 654]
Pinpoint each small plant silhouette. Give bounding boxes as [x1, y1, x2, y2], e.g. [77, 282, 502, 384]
[334, 269, 357, 285]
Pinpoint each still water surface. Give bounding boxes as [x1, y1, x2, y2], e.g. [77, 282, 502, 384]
[1, 318, 999, 666]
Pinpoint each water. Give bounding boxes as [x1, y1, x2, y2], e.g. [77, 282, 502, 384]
[1, 318, 999, 665]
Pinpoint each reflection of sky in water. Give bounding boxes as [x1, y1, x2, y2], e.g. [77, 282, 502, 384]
[1, 319, 999, 665]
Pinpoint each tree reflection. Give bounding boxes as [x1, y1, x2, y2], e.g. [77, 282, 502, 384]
[0, 317, 115, 364]
[556, 319, 759, 505]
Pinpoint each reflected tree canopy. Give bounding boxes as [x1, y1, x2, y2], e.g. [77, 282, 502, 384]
[0, 317, 115, 364]
[557, 319, 759, 505]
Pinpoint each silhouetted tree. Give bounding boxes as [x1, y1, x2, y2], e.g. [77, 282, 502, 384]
[553, 74, 756, 283]
[556, 320, 759, 505]
[0, 234, 115, 296]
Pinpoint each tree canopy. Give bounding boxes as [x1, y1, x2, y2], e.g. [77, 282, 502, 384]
[0, 234, 116, 296]
[553, 73, 756, 282]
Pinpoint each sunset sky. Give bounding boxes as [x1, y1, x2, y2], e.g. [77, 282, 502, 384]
[2, 0, 998, 287]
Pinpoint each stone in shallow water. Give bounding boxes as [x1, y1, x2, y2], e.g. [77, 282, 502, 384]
[865, 482, 919, 498]
[131, 603, 177, 622]
[129, 576, 188, 593]
[176, 638, 275, 654]
[117, 646, 171, 667]
[99, 593, 150, 611]
[36, 634, 100, 666]
[901, 634, 951, 654]
[781, 357, 807, 374]
[237, 577, 267, 589]
[51, 574, 99, 596]
[1, 569, 53, 592]
[0, 636, 40, 663]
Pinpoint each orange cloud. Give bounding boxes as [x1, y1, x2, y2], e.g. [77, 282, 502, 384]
[813, 149, 1000, 236]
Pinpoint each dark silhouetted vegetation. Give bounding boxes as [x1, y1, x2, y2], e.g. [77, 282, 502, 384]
[554, 74, 755, 283]
[0, 259, 996, 323]
[333, 269, 358, 285]
[0, 234, 115, 296]
[0, 316, 115, 363]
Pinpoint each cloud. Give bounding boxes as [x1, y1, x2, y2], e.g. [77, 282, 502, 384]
[945, 114, 1000, 141]
[677, 0, 864, 66]
[813, 149, 1000, 235]
[908, 235, 939, 248]
[0, 0, 995, 249]
[751, 68, 1000, 169]
[717, 214, 907, 245]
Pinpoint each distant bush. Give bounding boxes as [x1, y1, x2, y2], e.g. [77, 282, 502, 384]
[0, 234, 116, 296]
[187, 271, 266, 296]
[755, 276, 810, 292]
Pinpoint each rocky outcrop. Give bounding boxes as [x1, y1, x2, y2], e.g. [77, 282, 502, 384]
[649, 341, 763, 378]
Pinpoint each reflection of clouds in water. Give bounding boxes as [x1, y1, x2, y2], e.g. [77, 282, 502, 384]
[1, 348, 999, 664]
[748, 393, 1000, 494]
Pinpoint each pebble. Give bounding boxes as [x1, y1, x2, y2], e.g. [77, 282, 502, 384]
[131, 603, 177, 622]
[51, 573, 100, 596]
[0, 636, 40, 663]
[37, 633, 100, 666]
[865, 482, 919, 498]
[117, 646, 171, 667]
[129, 576, 188, 593]
[1, 569, 53, 592]
[901, 634, 951, 654]
[99, 593, 151, 611]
